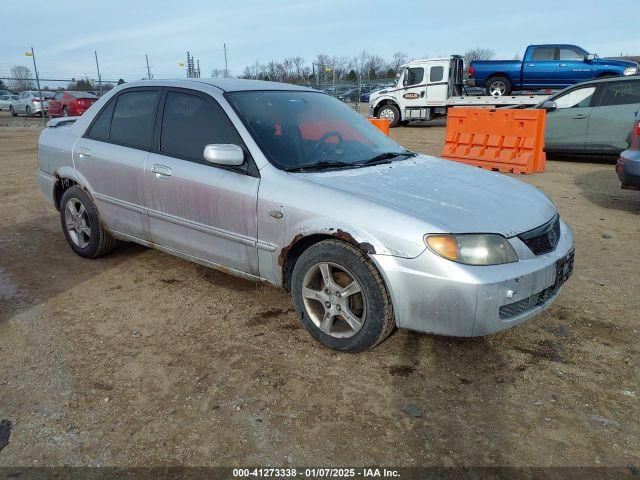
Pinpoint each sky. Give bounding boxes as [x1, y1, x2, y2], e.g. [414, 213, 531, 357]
[1, 0, 638, 85]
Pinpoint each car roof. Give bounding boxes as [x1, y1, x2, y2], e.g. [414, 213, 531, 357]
[117, 78, 317, 93]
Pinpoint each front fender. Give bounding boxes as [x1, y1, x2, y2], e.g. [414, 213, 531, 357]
[370, 94, 400, 111]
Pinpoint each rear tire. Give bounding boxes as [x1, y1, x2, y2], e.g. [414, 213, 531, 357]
[486, 76, 512, 96]
[291, 239, 395, 352]
[377, 104, 400, 128]
[59, 186, 115, 259]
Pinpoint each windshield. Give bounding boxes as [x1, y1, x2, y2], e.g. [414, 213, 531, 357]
[226, 90, 408, 170]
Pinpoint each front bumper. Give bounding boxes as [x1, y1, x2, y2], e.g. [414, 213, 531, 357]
[616, 148, 640, 188]
[371, 219, 574, 336]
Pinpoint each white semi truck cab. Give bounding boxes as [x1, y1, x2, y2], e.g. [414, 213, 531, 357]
[369, 56, 549, 127]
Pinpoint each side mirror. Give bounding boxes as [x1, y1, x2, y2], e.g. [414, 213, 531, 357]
[203, 144, 244, 166]
[541, 100, 557, 111]
[586, 54, 595, 62]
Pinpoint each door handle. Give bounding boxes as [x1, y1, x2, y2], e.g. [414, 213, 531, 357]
[559, 64, 567, 67]
[572, 114, 589, 119]
[527, 64, 535, 67]
[152, 164, 172, 178]
[77, 147, 91, 158]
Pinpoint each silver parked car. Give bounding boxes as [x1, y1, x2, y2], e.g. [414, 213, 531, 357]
[36, 79, 574, 352]
[0, 94, 17, 111]
[10, 90, 54, 117]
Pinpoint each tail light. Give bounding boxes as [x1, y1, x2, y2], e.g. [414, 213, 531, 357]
[32, 98, 41, 103]
[468, 65, 475, 76]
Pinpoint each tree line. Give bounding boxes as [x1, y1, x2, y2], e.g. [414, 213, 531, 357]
[236, 48, 495, 84]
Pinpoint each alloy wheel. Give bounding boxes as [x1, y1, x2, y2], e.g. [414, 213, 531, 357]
[301, 262, 366, 338]
[64, 198, 91, 248]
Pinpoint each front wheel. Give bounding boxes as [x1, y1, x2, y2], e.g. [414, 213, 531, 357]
[377, 104, 400, 128]
[291, 240, 395, 352]
[486, 76, 512, 96]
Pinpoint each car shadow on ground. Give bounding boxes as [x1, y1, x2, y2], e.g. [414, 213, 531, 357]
[573, 169, 640, 214]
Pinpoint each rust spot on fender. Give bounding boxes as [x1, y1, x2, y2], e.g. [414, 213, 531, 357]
[334, 229, 376, 254]
[278, 230, 377, 268]
[278, 233, 304, 267]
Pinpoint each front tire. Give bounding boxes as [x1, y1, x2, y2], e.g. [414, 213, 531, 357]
[59, 186, 115, 259]
[377, 104, 400, 128]
[486, 76, 512, 96]
[291, 240, 395, 352]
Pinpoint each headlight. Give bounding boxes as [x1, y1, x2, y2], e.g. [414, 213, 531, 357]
[623, 67, 638, 76]
[425, 234, 519, 266]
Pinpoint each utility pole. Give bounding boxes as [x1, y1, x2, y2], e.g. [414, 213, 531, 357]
[94, 51, 103, 96]
[26, 47, 44, 125]
[145, 54, 152, 80]
[223, 43, 228, 78]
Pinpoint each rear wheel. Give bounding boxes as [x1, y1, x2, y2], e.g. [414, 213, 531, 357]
[291, 240, 395, 352]
[486, 76, 512, 96]
[60, 186, 115, 259]
[378, 104, 400, 128]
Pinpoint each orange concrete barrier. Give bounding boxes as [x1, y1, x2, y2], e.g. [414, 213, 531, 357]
[368, 117, 390, 136]
[441, 107, 547, 174]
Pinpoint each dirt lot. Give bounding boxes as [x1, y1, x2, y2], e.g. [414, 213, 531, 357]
[0, 110, 639, 468]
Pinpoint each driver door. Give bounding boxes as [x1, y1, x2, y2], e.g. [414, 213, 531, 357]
[398, 66, 427, 112]
[545, 85, 597, 152]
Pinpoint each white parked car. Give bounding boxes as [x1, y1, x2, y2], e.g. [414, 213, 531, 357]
[10, 90, 54, 117]
[0, 94, 17, 111]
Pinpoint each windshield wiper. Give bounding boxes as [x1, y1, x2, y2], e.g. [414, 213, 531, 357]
[284, 160, 357, 172]
[356, 151, 416, 166]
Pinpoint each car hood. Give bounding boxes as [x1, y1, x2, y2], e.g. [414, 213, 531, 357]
[295, 155, 557, 237]
[597, 58, 638, 68]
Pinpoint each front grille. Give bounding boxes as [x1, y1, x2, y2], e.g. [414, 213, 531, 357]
[499, 285, 558, 320]
[518, 215, 561, 255]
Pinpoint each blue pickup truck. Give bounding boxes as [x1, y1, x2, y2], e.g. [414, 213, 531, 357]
[468, 44, 638, 96]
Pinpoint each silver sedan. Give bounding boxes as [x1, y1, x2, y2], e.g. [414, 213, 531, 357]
[36, 79, 574, 352]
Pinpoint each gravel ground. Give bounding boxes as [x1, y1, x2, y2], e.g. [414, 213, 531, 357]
[0, 110, 638, 468]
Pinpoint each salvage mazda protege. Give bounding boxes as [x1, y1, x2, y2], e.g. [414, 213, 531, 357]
[36, 79, 574, 352]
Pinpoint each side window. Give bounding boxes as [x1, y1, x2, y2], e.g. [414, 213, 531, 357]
[554, 86, 596, 109]
[596, 81, 640, 107]
[86, 100, 115, 141]
[430, 66, 444, 82]
[559, 47, 585, 61]
[405, 67, 424, 86]
[110, 90, 159, 150]
[160, 91, 244, 163]
[531, 47, 556, 61]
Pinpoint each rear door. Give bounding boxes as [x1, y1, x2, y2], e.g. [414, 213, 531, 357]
[523, 46, 558, 87]
[425, 61, 448, 105]
[586, 80, 640, 153]
[145, 88, 260, 275]
[557, 46, 592, 84]
[545, 84, 597, 152]
[74, 87, 160, 240]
